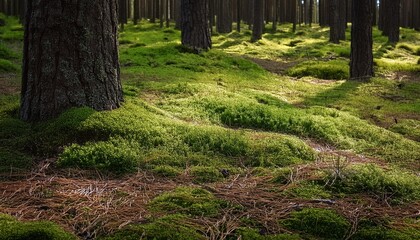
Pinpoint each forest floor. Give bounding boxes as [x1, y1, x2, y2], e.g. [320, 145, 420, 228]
[0, 15, 420, 240]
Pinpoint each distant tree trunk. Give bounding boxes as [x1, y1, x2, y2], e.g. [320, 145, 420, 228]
[20, 0, 123, 122]
[181, 0, 212, 51]
[217, 0, 232, 33]
[272, 0, 279, 32]
[134, 0, 140, 24]
[175, 0, 181, 29]
[338, 0, 346, 40]
[414, 0, 420, 30]
[387, 0, 400, 43]
[209, 0, 215, 33]
[329, 0, 340, 43]
[350, 0, 374, 80]
[291, 0, 296, 32]
[252, 0, 264, 42]
[166, 0, 170, 27]
[119, 0, 128, 30]
[309, 0, 313, 26]
[237, 0, 241, 32]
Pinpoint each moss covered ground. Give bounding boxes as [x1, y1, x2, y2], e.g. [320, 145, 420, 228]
[0, 14, 419, 239]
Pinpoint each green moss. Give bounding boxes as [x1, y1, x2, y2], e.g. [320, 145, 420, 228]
[100, 214, 204, 240]
[283, 208, 350, 239]
[199, 97, 420, 163]
[390, 119, 420, 141]
[0, 44, 18, 60]
[285, 182, 331, 199]
[286, 60, 349, 80]
[189, 166, 224, 183]
[232, 227, 300, 240]
[58, 137, 141, 174]
[331, 164, 420, 204]
[351, 227, 406, 240]
[0, 214, 76, 240]
[0, 148, 32, 173]
[0, 59, 18, 73]
[149, 187, 225, 216]
[151, 165, 182, 177]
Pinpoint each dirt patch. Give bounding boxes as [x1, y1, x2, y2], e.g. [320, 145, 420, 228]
[379, 71, 420, 83]
[0, 74, 19, 94]
[245, 57, 300, 75]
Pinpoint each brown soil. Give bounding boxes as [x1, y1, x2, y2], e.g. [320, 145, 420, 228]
[0, 74, 19, 95]
[245, 57, 300, 75]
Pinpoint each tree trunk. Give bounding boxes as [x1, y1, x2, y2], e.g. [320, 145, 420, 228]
[329, 0, 340, 43]
[119, 0, 128, 30]
[350, 0, 374, 80]
[388, 0, 400, 43]
[181, 0, 212, 51]
[309, 0, 313, 26]
[272, 0, 278, 32]
[216, 0, 232, 33]
[20, 0, 123, 122]
[237, 0, 241, 32]
[134, 0, 140, 24]
[252, 0, 264, 42]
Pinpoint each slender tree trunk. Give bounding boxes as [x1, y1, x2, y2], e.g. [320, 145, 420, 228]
[309, 0, 313, 26]
[237, 0, 241, 32]
[338, 0, 346, 40]
[119, 0, 128, 30]
[291, 0, 296, 32]
[166, 0, 170, 27]
[20, 0, 123, 122]
[181, 0, 211, 51]
[350, 0, 374, 80]
[252, 0, 264, 42]
[272, 0, 278, 32]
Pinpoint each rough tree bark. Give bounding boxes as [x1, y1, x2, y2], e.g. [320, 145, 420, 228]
[216, 0, 232, 33]
[20, 0, 123, 122]
[387, 0, 400, 43]
[350, 0, 374, 80]
[181, 0, 212, 51]
[252, 0, 264, 42]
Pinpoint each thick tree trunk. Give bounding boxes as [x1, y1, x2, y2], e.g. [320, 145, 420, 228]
[20, 0, 123, 122]
[350, 0, 374, 80]
[216, 0, 232, 33]
[388, 0, 400, 43]
[181, 0, 211, 51]
[252, 0, 264, 42]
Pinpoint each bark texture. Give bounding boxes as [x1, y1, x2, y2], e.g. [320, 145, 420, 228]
[251, 0, 264, 42]
[350, 0, 374, 80]
[21, 0, 123, 122]
[388, 0, 400, 43]
[181, 0, 211, 51]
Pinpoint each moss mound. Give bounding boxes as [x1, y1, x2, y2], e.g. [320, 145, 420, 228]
[0, 214, 76, 240]
[283, 208, 350, 239]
